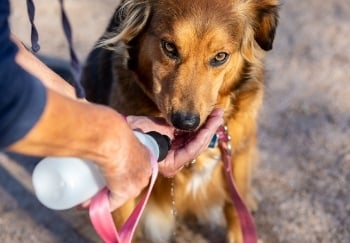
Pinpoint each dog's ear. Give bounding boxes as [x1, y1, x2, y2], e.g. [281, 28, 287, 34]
[253, 1, 279, 51]
[239, 0, 279, 61]
[97, 0, 151, 48]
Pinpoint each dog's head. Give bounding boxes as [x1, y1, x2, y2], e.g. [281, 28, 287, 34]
[101, 0, 279, 131]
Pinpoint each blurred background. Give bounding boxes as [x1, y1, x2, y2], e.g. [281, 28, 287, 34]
[1, 0, 349, 242]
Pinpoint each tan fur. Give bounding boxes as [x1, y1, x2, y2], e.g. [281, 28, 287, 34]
[82, 0, 279, 242]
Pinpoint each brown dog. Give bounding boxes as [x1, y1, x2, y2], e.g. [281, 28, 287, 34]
[81, 0, 279, 242]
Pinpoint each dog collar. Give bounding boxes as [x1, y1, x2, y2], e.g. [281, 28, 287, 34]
[208, 133, 219, 148]
[209, 125, 231, 152]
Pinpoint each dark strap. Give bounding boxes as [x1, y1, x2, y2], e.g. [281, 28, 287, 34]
[26, 0, 85, 98]
[26, 0, 40, 52]
[57, 0, 85, 98]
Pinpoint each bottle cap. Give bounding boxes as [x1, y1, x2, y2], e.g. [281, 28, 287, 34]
[146, 131, 171, 161]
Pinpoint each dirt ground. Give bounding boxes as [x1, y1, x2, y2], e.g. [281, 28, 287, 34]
[1, 0, 349, 242]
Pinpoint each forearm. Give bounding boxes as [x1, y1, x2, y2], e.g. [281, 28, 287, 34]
[8, 88, 131, 164]
[11, 35, 78, 99]
[8, 33, 151, 173]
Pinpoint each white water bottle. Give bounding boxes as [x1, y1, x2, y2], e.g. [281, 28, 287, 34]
[32, 131, 170, 210]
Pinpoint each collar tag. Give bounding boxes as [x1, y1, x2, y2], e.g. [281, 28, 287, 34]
[208, 134, 218, 148]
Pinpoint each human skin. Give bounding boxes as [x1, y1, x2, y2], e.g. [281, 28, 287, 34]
[7, 36, 223, 210]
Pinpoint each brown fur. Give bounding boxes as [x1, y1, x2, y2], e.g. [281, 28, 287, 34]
[81, 0, 279, 242]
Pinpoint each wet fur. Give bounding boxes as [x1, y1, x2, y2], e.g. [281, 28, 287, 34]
[81, 0, 278, 242]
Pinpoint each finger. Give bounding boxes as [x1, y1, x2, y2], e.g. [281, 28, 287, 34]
[159, 109, 223, 177]
[208, 108, 224, 118]
[76, 199, 91, 210]
[127, 116, 175, 139]
[173, 110, 223, 166]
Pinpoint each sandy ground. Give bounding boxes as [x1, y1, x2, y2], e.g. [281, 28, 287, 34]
[1, 0, 349, 242]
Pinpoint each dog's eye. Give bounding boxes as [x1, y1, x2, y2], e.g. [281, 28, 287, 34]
[210, 52, 229, 67]
[161, 40, 179, 59]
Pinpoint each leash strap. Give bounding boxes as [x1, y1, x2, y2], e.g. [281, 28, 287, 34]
[217, 126, 258, 243]
[26, 0, 85, 98]
[89, 126, 257, 243]
[89, 154, 158, 243]
[26, 0, 40, 52]
[57, 0, 85, 98]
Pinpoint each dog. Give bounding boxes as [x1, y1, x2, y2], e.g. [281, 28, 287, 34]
[81, 0, 279, 242]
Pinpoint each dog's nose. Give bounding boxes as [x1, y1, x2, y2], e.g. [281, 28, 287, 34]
[171, 112, 200, 131]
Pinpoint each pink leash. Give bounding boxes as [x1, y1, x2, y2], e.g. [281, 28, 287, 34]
[89, 126, 258, 243]
[217, 126, 258, 243]
[89, 154, 158, 243]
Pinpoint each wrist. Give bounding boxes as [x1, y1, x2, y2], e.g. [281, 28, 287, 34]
[86, 108, 132, 163]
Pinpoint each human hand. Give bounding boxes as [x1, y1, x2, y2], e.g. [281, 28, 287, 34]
[101, 126, 153, 210]
[81, 111, 155, 211]
[126, 109, 223, 177]
[78, 129, 152, 211]
[79, 109, 222, 210]
[158, 109, 224, 177]
[125, 116, 175, 140]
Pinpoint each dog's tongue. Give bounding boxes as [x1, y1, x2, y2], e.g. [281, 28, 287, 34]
[171, 130, 197, 149]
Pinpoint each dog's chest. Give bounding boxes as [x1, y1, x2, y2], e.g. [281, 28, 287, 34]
[179, 152, 226, 224]
[185, 154, 221, 196]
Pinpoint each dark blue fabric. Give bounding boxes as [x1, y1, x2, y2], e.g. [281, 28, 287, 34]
[25, 0, 85, 98]
[0, 0, 46, 148]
